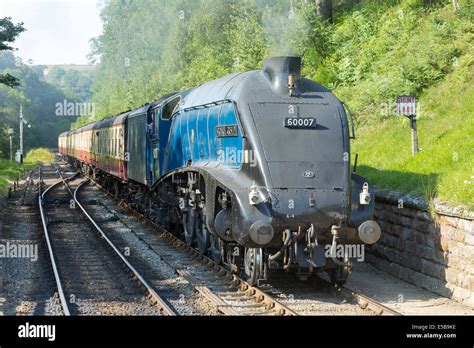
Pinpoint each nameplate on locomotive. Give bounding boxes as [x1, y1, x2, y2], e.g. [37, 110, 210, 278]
[216, 125, 238, 137]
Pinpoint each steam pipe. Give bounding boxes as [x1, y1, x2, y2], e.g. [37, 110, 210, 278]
[288, 73, 296, 97]
[269, 229, 292, 261]
[283, 241, 294, 271]
[329, 225, 345, 266]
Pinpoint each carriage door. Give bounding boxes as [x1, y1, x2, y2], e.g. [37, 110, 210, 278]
[93, 131, 99, 165]
[149, 108, 160, 185]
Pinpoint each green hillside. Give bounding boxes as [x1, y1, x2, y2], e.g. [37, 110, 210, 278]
[315, 1, 473, 209]
[352, 53, 473, 209]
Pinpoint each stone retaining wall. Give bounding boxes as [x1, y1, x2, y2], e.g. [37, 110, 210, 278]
[367, 190, 474, 307]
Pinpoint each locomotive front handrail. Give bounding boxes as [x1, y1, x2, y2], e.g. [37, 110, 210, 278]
[342, 101, 356, 140]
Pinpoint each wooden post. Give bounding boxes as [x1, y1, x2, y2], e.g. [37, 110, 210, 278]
[410, 115, 419, 156]
[397, 95, 418, 156]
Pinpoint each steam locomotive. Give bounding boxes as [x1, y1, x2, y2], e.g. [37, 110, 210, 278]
[59, 56, 381, 285]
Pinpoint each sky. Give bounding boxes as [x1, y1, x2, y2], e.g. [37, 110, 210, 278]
[0, 0, 103, 65]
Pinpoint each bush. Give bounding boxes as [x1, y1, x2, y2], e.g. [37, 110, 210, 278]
[0, 148, 53, 193]
[24, 148, 54, 164]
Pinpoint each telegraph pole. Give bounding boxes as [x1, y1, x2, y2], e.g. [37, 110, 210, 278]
[8, 128, 14, 162]
[19, 104, 23, 164]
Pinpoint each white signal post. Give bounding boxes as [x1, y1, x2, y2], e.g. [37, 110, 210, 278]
[18, 105, 31, 164]
[8, 128, 14, 162]
[19, 104, 23, 164]
[396, 95, 418, 156]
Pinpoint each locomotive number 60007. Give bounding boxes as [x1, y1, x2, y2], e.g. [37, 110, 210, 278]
[284, 117, 317, 129]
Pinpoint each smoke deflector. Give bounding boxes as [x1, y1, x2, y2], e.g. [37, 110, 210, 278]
[262, 56, 301, 97]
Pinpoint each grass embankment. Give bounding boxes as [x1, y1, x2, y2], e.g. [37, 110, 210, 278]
[314, 1, 474, 210]
[0, 148, 54, 193]
[353, 54, 474, 210]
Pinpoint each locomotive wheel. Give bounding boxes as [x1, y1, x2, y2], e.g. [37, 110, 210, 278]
[195, 211, 210, 255]
[208, 233, 222, 264]
[183, 209, 197, 247]
[244, 247, 263, 285]
[171, 222, 184, 239]
[184, 209, 210, 254]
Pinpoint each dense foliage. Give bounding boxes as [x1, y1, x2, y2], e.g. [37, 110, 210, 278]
[81, 0, 472, 125]
[0, 51, 83, 155]
[319, 0, 473, 127]
[76, 0, 318, 126]
[0, 17, 25, 87]
[46, 67, 93, 102]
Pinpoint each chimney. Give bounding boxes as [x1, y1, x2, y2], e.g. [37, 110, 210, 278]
[263, 56, 301, 97]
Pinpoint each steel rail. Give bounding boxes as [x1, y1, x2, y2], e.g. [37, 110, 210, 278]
[89, 178, 297, 316]
[316, 276, 402, 316]
[157, 228, 298, 316]
[339, 285, 402, 316]
[37, 167, 71, 316]
[73, 179, 177, 316]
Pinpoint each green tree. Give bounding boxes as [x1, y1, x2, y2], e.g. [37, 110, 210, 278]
[0, 17, 25, 87]
[79, 0, 320, 126]
[0, 52, 78, 156]
[46, 67, 92, 101]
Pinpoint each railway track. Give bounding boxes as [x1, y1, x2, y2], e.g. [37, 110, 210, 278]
[85, 180, 297, 316]
[85, 171, 402, 316]
[258, 272, 401, 316]
[0, 166, 59, 315]
[37, 165, 178, 316]
[326, 279, 401, 315]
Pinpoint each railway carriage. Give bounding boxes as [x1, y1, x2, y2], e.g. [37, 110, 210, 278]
[59, 57, 381, 286]
[92, 113, 128, 180]
[58, 132, 68, 155]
